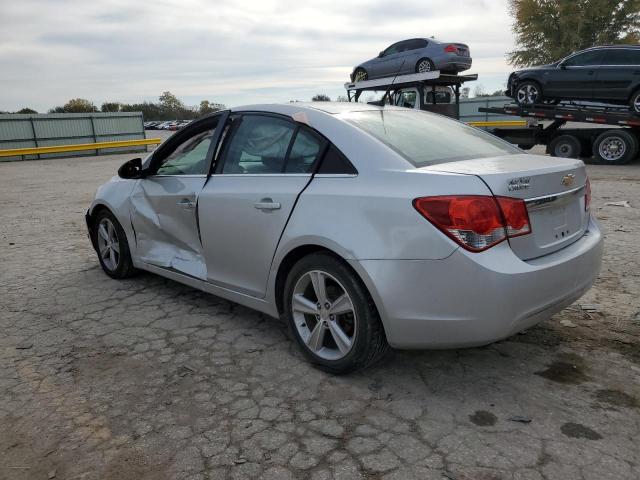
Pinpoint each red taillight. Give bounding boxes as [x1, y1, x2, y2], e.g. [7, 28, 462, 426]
[413, 195, 531, 252]
[444, 44, 458, 53]
[584, 178, 591, 211]
[496, 197, 531, 238]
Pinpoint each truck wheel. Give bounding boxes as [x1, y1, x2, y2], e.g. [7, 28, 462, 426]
[592, 129, 638, 165]
[548, 134, 581, 159]
[515, 81, 543, 106]
[630, 90, 640, 114]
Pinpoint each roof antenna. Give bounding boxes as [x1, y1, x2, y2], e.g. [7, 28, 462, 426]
[368, 59, 406, 107]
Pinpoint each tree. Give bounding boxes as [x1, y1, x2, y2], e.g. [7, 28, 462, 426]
[507, 0, 640, 67]
[159, 91, 184, 112]
[335, 95, 349, 102]
[15, 108, 37, 114]
[101, 102, 122, 112]
[61, 98, 98, 113]
[311, 93, 331, 102]
[199, 100, 225, 116]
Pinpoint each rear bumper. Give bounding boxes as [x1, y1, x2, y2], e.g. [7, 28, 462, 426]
[440, 56, 472, 71]
[355, 216, 603, 349]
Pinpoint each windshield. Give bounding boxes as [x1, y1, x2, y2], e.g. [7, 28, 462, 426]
[342, 110, 521, 167]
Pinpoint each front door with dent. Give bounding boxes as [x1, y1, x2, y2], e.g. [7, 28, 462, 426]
[130, 116, 221, 279]
[198, 114, 325, 297]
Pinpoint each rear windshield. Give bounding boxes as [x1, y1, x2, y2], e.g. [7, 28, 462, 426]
[342, 110, 521, 167]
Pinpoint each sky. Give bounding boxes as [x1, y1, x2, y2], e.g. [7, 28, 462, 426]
[0, 0, 516, 112]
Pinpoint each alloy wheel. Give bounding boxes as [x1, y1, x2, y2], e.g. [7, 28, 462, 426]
[291, 270, 357, 360]
[354, 69, 367, 82]
[97, 218, 120, 271]
[516, 84, 539, 104]
[598, 137, 626, 162]
[417, 60, 432, 73]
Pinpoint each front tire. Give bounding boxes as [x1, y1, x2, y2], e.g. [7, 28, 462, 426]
[92, 209, 136, 279]
[353, 68, 368, 82]
[515, 81, 543, 106]
[283, 253, 388, 374]
[592, 129, 638, 165]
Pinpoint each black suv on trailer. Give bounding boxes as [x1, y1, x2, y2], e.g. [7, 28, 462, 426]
[506, 45, 640, 113]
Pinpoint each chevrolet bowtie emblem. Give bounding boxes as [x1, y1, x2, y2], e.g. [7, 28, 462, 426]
[562, 174, 575, 187]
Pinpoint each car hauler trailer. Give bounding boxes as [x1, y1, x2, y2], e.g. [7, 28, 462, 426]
[345, 71, 478, 119]
[480, 103, 640, 164]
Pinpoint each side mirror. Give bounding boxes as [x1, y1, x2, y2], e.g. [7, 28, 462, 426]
[378, 51, 384, 58]
[118, 158, 146, 179]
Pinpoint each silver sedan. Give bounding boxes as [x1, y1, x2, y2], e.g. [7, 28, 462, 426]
[86, 103, 603, 373]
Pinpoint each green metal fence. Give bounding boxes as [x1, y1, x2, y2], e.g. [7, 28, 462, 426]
[0, 112, 147, 161]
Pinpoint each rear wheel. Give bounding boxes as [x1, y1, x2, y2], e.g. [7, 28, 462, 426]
[353, 68, 368, 82]
[592, 129, 638, 165]
[548, 134, 582, 159]
[416, 58, 435, 73]
[92, 209, 136, 279]
[515, 81, 543, 106]
[284, 253, 388, 374]
[630, 90, 640, 114]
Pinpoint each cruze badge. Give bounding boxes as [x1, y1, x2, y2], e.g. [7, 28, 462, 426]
[562, 173, 575, 187]
[508, 176, 530, 191]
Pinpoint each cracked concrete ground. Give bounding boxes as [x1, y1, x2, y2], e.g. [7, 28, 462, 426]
[1, 148, 639, 480]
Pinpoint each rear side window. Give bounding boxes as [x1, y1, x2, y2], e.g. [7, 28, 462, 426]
[602, 48, 640, 66]
[406, 39, 427, 50]
[343, 110, 521, 167]
[317, 145, 357, 174]
[284, 129, 323, 173]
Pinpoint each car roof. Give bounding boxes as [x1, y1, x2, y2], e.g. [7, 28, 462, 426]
[231, 102, 400, 115]
[581, 44, 640, 51]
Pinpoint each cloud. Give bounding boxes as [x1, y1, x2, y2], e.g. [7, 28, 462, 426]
[0, 0, 515, 111]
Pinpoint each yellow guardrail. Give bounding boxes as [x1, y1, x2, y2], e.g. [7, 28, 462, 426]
[466, 120, 527, 127]
[0, 138, 162, 158]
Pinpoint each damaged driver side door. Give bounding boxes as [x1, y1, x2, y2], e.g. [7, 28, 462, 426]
[130, 114, 225, 279]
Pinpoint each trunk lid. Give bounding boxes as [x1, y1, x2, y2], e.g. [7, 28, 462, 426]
[453, 43, 470, 56]
[422, 154, 589, 260]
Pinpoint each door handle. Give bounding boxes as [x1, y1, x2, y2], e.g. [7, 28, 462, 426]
[177, 198, 195, 210]
[254, 198, 281, 211]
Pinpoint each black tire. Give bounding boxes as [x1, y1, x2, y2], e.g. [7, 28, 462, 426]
[514, 80, 543, 106]
[548, 134, 582, 159]
[592, 129, 638, 165]
[92, 209, 136, 279]
[416, 58, 435, 73]
[630, 90, 640, 114]
[283, 252, 389, 374]
[352, 68, 368, 82]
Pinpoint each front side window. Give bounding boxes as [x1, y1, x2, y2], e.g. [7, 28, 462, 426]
[221, 115, 295, 174]
[384, 43, 401, 56]
[155, 128, 215, 175]
[342, 110, 521, 167]
[562, 50, 603, 67]
[396, 91, 417, 108]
